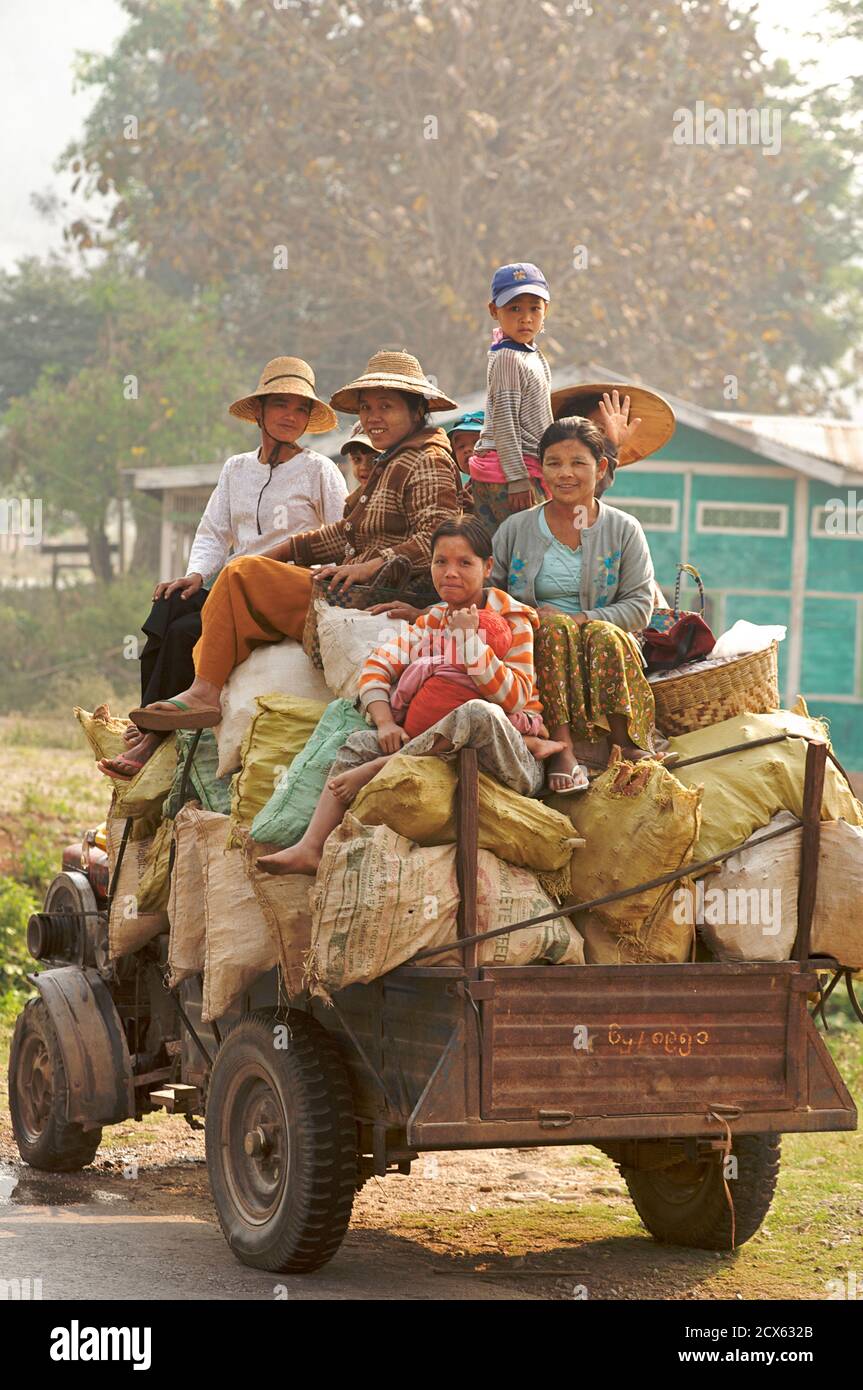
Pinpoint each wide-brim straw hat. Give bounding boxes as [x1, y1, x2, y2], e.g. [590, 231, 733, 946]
[330, 348, 457, 414]
[229, 356, 337, 434]
[339, 425, 379, 456]
[550, 381, 675, 466]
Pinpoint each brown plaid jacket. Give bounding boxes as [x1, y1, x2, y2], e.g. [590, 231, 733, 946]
[291, 426, 467, 580]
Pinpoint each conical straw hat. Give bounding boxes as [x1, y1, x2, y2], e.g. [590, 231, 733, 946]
[330, 348, 457, 414]
[229, 356, 337, 434]
[550, 381, 675, 465]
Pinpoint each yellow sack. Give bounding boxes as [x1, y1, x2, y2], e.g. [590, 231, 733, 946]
[75, 704, 129, 761]
[549, 757, 702, 934]
[105, 816, 169, 958]
[580, 881, 695, 964]
[137, 816, 174, 913]
[230, 692, 330, 832]
[76, 706, 178, 818]
[668, 706, 863, 865]
[351, 753, 582, 895]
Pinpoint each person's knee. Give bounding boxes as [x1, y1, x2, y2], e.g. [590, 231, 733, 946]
[583, 618, 621, 651]
[539, 612, 571, 635]
[464, 698, 508, 727]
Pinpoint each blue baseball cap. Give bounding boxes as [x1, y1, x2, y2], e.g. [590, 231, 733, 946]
[446, 410, 485, 435]
[491, 262, 550, 308]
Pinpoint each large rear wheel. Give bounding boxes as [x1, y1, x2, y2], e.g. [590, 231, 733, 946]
[620, 1134, 781, 1250]
[8, 997, 103, 1171]
[206, 1010, 357, 1273]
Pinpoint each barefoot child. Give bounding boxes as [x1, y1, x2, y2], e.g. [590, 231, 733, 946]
[258, 517, 562, 875]
[467, 262, 553, 537]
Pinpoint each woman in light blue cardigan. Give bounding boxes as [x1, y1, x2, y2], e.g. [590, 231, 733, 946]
[491, 416, 658, 793]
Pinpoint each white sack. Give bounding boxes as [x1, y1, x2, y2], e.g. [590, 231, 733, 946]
[215, 638, 332, 777]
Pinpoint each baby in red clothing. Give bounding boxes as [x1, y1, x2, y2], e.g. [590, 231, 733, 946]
[390, 607, 546, 739]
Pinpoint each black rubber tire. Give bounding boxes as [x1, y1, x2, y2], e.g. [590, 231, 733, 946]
[205, 1010, 357, 1273]
[620, 1134, 781, 1250]
[8, 997, 103, 1171]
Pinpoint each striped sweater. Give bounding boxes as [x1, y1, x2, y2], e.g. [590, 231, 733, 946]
[358, 587, 544, 719]
[472, 345, 553, 490]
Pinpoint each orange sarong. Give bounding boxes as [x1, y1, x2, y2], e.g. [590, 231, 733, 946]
[192, 556, 314, 686]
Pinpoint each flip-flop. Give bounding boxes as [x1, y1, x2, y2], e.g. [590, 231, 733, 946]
[97, 748, 153, 781]
[546, 761, 590, 797]
[129, 698, 222, 732]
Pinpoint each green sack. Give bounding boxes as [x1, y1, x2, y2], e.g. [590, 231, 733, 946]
[251, 699, 367, 847]
[163, 729, 233, 819]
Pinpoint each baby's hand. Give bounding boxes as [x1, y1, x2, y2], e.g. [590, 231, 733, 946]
[447, 605, 480, 634]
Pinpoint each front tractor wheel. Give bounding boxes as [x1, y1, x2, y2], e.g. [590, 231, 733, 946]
[620, 1133, 781, 1250]
[8, 997, 102, 1171]
[206, 1010, 357, 1274]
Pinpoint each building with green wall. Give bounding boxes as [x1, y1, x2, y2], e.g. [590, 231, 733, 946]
[601, 389, 863, 772]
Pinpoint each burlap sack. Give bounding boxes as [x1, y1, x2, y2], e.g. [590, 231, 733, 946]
[351, 753, 582, 896]
[199, 819, 278, 1022]
[580, 881, 695, 964]
[694, 812, 800, 963]
[811, 819, 863, 968]
[247, 867, 315, 999]
[308, 816, 583, 998]
[77, 708, 178, 819]
[427, 851, 585, 968]
[105, 815, 169, 959]
[551, 756, 702, 934]
[166, 803, 210, 986]
[668, 705, 863, 864]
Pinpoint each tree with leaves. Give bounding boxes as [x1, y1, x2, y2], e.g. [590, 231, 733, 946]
[2, 268, 245, 580]
[63, 0, 862, 412]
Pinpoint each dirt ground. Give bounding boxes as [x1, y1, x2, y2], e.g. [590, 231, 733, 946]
[1, 716, 862, 1301]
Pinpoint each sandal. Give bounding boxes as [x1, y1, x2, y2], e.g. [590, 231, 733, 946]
[128, 697, 222, 732]
[97, 747, 153, 781]
[546, 760, 590, 797]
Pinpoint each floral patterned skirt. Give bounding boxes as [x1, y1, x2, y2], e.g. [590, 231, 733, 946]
[470, 478, 549, 538]
[535, 614, 655, 749]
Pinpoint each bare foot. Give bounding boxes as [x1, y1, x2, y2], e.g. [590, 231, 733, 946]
[524, 736, 566, 761]
[124, 724, 144, 744]
[327, 758, 389, 804]
[257, 843, 322, 876]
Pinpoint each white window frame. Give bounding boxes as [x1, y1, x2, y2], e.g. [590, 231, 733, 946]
[695, 500, 788, 537]
[810, 504, 863, 540]
[605, 496, 679, 532]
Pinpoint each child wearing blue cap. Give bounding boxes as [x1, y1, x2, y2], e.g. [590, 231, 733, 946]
[467, 262, 553, 536]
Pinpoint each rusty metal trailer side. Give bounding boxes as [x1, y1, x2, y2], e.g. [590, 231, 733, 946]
[314, 736, 856, 1169]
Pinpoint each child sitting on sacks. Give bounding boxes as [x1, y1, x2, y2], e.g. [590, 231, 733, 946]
[258, 516, 562, 875]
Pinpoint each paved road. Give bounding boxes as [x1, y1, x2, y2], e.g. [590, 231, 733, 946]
[0, 1164, 537, 1301]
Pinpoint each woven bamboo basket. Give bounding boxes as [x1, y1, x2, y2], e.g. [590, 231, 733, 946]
[651, 641, 780, 736]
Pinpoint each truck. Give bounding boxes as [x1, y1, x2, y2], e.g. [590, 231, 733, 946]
[6, 733, 859, 1274]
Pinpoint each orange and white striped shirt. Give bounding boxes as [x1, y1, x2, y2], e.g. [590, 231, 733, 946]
[358, 587, 544, 719]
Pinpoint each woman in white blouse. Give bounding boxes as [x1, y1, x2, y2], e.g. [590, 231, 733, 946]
[99, 357, 346, 778]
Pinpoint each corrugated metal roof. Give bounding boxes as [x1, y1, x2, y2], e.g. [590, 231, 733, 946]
[713, 413, 863, 469]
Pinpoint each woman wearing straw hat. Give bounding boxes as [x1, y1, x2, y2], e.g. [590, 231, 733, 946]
[99, 357, 345, 776]
[129, 349, 467, 734]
